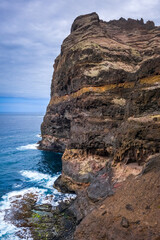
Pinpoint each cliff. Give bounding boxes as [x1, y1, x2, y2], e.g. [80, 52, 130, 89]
[40, 12, 160, 187]
[39, 12, 160, 239]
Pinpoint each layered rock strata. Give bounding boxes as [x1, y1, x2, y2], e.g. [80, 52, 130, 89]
[40, 12, 160, 191]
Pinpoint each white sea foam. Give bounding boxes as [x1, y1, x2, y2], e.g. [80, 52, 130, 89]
[20, 170, 76, 205]
[16, 143, 39, 151]
[36, 134, 41, 138]
[0, 200, 18, 239]
[0, 187, 46, 239]
[20, 170, 58, 189]
[13, 183, 23, 189]
[51, 193, 77, 207]
[0, 171, 76, 239]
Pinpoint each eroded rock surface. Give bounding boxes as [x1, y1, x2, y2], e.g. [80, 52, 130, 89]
[40, 12, 160, 190]
[5, 193, 76, 240]
[39, 12, 160, 239]
[74, 154, 160, 240]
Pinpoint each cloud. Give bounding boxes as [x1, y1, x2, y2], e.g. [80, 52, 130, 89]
[96, 0, 160, 24]
[0, 0, 159, 101]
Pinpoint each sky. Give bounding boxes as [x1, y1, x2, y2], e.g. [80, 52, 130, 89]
[0, 0, 159, 113]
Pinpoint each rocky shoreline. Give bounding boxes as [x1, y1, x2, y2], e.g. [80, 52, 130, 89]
[5, 153, 160, 239]
[4, 190, 76, 239]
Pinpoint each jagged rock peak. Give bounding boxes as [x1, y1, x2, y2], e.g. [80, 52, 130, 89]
[71, 12, 155, 33]
[71, 12, 156, 33]
[108, 17, 155, 29]
[71, 12, 100, 32]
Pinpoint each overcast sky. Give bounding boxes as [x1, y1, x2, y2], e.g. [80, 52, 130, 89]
[0, 0, 159, 112]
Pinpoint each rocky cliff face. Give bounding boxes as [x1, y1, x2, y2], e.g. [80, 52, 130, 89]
[39, 12, 160, 239]
[40, 12, 160, 191]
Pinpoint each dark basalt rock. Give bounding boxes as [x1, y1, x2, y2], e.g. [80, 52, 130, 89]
[108, 17, 155, 30]
[141, 153, 160, 174]
[54, 175, 76, 194]
[121, 217, 130, 228]
[125, 204, 134, 211]
[71, 12, 99, 32]
[87, 178, 113, 202]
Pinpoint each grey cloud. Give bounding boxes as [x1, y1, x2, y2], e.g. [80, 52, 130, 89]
[0, 0, 159, 99]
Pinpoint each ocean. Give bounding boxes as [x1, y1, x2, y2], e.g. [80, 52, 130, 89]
[0, 113, 74, 239]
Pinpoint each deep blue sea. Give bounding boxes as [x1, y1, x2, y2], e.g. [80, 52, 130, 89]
[0, 113, 74, 240]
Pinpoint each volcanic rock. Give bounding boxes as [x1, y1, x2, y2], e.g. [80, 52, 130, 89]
[39, 12, 160, 239]
[74, 157, 160, 239]
[40, 12, 160, 191]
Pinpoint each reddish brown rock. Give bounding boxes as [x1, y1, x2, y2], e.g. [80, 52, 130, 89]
[74, 154, 160, 240]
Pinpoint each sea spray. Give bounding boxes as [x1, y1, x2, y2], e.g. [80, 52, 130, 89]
[16, 143, 39, 151]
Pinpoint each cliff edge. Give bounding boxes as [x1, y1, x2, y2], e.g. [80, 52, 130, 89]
[40, 12, 160, 187]
[39, 12, 160, 239]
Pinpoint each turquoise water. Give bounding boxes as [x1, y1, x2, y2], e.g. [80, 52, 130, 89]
[0, 114, 74, 239]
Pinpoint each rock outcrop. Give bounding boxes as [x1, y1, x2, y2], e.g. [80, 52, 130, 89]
[40, 12, 160, 191]
[74, 154, 160, 240]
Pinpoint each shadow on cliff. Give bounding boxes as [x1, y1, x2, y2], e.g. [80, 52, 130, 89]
[37, 151, 62, 175]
